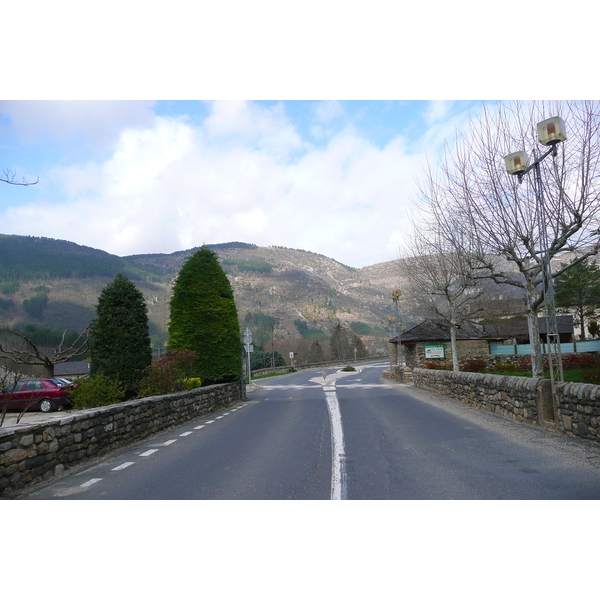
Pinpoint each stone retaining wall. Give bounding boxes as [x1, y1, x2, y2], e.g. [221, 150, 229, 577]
[412, 368, 600, 444]
[555, 382, 600, 442]
[0, 380, 244, 499]
[412, 368, 550, 427]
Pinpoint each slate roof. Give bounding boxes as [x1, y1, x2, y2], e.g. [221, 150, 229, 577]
[391, 315, 574, 344]
[390, 319, 484, 343]
[482, 315, 573, 338]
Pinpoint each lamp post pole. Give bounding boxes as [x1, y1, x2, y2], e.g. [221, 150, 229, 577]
[504, 117, 566, 390]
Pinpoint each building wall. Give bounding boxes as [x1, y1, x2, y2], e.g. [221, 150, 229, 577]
[401, 340, 490, 369]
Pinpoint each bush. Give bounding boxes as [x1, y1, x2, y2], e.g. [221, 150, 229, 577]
[342, 365, 356, 372]
[460, 359, 487, 373]
[183, 377, 202, 390]
[138, 349, 198, 397]
[70, 375, 126, 409]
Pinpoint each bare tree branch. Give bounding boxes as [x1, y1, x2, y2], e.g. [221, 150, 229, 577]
[1, 168, 39, 186]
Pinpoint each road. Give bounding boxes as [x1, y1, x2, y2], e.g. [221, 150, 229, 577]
[20, 361, 600, 500]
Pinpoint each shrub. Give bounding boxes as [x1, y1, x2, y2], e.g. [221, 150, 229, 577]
[495, 362, 517, 373]
[70, 375, 126, 409]
[342, 365, 356, 372]
[138, 349, 198, 397]
[183, 377, 202, 390]
[460, 359, 487, 373]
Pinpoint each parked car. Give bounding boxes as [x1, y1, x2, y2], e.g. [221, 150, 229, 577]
[0, 378, 74, 413]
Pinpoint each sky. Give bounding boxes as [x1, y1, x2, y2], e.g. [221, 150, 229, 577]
[0, 99, 486, 267]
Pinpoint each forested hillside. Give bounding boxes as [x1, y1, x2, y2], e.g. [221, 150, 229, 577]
[0, 235, 401, 360]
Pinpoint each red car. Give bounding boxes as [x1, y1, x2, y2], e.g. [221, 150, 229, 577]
[0, 378, 73, 413]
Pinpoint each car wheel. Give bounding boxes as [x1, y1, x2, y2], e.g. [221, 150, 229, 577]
[39, 399, 54, 413]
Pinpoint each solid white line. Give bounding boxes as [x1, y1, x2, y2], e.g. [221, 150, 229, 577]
[140, 449, 158, 457]
[163, 440, 177, 446]
[80, 478, 102, 488]
[180, 431, 193, 436]
[324, 388, 348, 500]
[112, 462, 134, 471]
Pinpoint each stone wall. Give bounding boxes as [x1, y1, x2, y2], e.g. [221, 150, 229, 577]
[412, 368, 551, 426]
[412, 368, 600, 444]
[555, 382, 600, 442]
[0, 380, 244, 499]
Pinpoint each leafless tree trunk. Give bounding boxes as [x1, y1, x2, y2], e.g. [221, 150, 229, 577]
[417, 100, 600, 377]
[0, 362, 25, 427]
[399, 222, 486, 371]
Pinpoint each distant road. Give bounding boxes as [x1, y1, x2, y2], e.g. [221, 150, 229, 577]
[21, 362, 600, 500]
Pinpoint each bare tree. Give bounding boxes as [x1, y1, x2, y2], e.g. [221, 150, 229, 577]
[0, 361, 25, 427]
[1, 168, 39, 186]
[418, 100, 600, 377]
[0, 329, 89, 378]
[400, 221, 486, 371]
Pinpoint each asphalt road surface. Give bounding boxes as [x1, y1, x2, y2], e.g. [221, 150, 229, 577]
[20, 361, 600, 500]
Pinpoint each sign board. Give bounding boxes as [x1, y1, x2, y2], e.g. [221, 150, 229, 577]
[243, 327, 253, 345]
[424, 344, 445, 359]
[244, 344, 253, 353]
[289, 352, 294, 359]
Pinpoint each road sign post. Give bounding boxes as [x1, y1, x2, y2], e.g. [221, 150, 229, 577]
[244, 328, 253, 384]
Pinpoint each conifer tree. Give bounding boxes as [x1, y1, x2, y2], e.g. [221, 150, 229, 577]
[90, 273, 152, 397]
[168, 247, 242, 385]
[555, 257, 600, 338]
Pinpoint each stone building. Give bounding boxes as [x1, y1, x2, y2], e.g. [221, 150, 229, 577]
[389, 319, 490, 374]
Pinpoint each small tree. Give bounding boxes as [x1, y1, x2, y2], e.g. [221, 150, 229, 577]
[307, 339, 325, 363]
[0, 329, 89, 378]
[554, 257, 600, 339]
[329, 324, 353, 361]
[90, 274, 152, 397]
[168, 247, 242, 385]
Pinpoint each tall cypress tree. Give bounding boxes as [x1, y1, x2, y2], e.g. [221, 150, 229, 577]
[90, 273, 152, 396]
[168, 247, 242, 385]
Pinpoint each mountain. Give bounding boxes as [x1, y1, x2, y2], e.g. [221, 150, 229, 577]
[0, 235, 403, 354]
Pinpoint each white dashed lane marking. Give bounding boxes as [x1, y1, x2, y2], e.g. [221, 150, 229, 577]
[140, 449, 159, 457]
[73, 405, 248, 492]
[81, 478, 102, 488]
[112, 462, 134, 471]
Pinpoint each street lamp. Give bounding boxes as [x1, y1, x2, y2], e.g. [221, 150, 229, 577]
[504, 115, 567, 388]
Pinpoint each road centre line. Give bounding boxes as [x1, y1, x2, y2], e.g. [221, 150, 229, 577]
[194, 425, 205, 430]
[163, 440, 177, 446]
[324, 385, 348, 501]
[180, 431, 193, 436]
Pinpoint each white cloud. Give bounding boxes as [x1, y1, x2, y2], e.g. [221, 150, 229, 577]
[0, 101, 479, 267]
[0, 100, 156, 148]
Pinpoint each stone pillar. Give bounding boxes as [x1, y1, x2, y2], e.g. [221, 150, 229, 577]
[390, 341, 398, 366]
